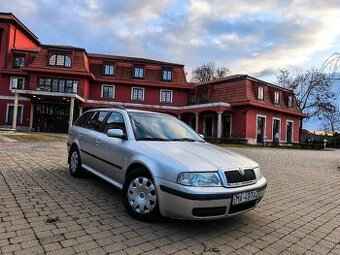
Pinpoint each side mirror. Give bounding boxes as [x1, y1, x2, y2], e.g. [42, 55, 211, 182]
[199, 134, 204, 139]
[107, 129, 126, 140]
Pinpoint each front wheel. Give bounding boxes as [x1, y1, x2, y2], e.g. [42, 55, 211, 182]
[122, 169, 160, 221]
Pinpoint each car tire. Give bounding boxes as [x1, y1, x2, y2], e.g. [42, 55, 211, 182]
[69, 147, 83, 177]
[123, 168, 160, 221]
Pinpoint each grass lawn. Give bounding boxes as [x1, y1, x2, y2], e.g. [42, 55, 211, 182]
[1, 133, 67, 142]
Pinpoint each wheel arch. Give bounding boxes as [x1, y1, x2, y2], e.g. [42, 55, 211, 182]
[125, 162, 152, 179]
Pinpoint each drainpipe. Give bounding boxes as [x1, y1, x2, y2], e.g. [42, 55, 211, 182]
[69, 98, 75, 131]
[12, 92, 19, 130]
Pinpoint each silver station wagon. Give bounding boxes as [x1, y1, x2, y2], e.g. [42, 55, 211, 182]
[67, 108, 267, 221]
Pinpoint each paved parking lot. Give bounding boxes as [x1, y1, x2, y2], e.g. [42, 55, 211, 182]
[0, 142, 339, 255]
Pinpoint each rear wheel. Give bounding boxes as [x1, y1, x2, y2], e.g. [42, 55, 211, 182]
[69, 147, 83, 177]
[123, 168, 160, 221]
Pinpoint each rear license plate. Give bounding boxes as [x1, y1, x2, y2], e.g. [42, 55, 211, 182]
[232, 190, 259, 205]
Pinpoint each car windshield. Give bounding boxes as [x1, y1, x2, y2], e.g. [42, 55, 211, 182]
[128, 112, 204, 142]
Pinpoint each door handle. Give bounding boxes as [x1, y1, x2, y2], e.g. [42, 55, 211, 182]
[95, 139, 101, 145]
[78, 134, 83, 139]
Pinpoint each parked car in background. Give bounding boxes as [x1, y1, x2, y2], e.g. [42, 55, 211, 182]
[67, 108, 267, 220]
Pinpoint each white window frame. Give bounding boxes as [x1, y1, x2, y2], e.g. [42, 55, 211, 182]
[131, 87, 145, 101]
[272, 117, 281, 142]
[134, 67, 144, 79]
[101, 84, 115, 98]
[162, 70, 172, 81]
[10, 77, 25, 90]
[160, 89, 173, 103]
[274, 91, 280, 104]
[257, 86, 264, 100]
[288, 96, 293, 108]
[14, 56, 25, 67]
[286, 120, 294, 143]
[255, 114, 267, 142]
[6, 104, 24, 124]
[104, 64, 114, 76]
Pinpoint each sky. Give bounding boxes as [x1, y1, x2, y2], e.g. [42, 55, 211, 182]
[2, 0, 340, 130]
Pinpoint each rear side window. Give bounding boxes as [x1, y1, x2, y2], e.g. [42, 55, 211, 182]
[86, 111, 109, 132]
[74, 111, 93, 127]
[103, 112, 127, 134]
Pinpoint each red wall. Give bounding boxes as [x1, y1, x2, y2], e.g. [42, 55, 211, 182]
[88, 82, 188, 106]
[231, 107, 248, 138]
[0, 98, 31, 126]
[246, 108, 300, 143]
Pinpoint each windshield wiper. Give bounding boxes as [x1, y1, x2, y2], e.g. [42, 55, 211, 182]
[170, 138, 197, 142]
[138, 138, 170, 141]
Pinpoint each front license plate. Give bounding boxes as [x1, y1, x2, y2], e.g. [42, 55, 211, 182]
[232, 190, 259, 205]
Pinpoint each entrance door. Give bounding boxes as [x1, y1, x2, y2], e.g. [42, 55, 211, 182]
[256, 116, 265, 143]
[286, 121, 293, 143]
[222, 115, 231, 138]
[188, 115, 196, 130]
[33, 103, 69, 133]
[272, 119, 280, 141]
[204, 115, 214, 137]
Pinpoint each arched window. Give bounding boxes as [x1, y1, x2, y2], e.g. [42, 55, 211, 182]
[65, 56, 71, 67]
[48, 54, 72, 67]
[49, 54, 56, 65]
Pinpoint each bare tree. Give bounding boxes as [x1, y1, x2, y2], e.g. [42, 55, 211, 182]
[191, 62, 230, 82]
[320, 104, 340, 147]
[277, 68, 335, 118]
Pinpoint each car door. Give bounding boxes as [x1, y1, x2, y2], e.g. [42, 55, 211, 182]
[94, 111, 128, 183]
[74, 111, 95, 167]
[80, 110, 110, 170]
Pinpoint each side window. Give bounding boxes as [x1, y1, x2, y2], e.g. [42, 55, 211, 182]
[74, 111, 93, 127]
[86, 111, 109, 132]
[104, 112, 127, 134]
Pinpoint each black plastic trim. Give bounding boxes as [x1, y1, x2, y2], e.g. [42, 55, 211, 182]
[160, 183, 267, 201]
[80, 149, 122, 170]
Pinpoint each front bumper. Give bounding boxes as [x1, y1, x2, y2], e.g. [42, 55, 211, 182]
[156, 177, 267, 220]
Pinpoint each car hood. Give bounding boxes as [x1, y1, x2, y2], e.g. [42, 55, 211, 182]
[141, 141, 259, 171]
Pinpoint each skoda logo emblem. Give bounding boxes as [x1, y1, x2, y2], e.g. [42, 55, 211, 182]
[239, 167, 245, 176]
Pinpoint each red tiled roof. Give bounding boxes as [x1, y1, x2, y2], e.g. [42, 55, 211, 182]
[27, 48, 88, 73]
[42, 44, 86, 52]
[196, 74, 293, 93]
[88, 53, 184, 67]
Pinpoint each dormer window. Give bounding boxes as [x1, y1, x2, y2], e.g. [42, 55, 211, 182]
[274, 91, 280, 104]
[134, 67, 144, 79]
[49, 54, 72, 67]
[200, 90, 208, 103]
[104, 64, 114, 76]
[257, 86, 264, 100]
[288, 96, 293, 108]
[14, 56, 25, 68]
[162, 70, 172, 81]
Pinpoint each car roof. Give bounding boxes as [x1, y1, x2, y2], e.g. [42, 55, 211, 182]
[84, 108, 169, 116]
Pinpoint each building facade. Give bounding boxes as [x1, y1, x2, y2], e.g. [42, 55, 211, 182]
[0, 13, 306, 144]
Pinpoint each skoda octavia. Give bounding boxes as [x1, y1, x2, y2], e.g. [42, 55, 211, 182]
[67, 108, 267, 220]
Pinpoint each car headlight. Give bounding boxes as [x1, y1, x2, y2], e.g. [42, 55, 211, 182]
[177, 172, 222, 187]
[253, 167, 263, 179]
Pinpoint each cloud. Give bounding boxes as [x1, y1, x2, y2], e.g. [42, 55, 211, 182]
[2, 0, 340, 81]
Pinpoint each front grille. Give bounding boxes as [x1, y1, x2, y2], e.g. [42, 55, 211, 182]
[224, 169, 255, 184]
[192, 206, 227, 217]
[229, 200, 257, 214]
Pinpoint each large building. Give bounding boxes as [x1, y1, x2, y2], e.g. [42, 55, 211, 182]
[0, 13, 306, 144]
